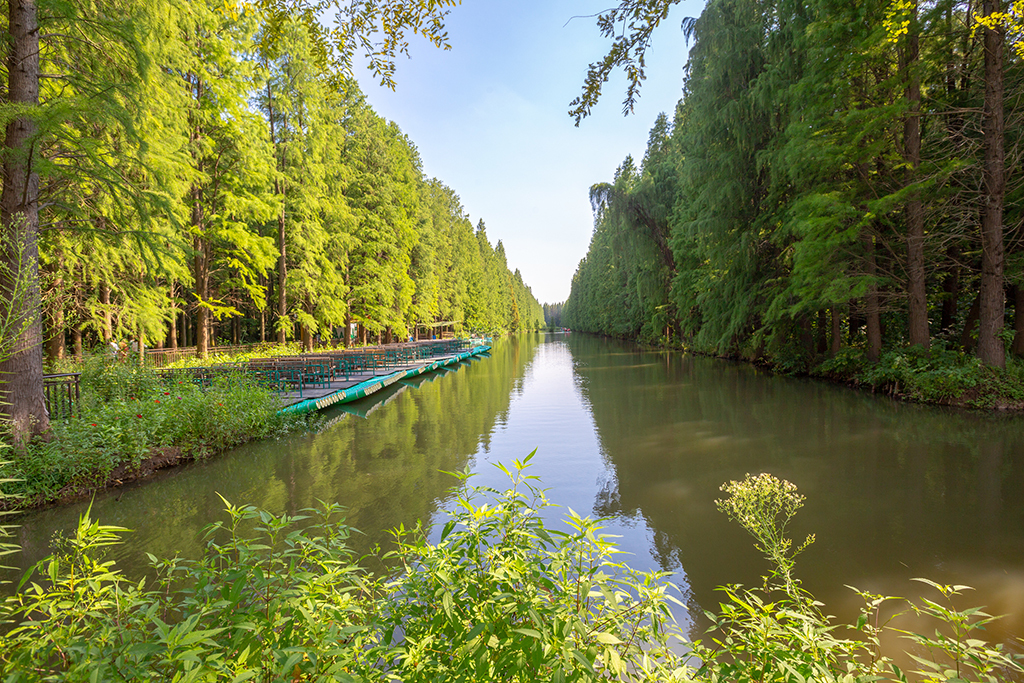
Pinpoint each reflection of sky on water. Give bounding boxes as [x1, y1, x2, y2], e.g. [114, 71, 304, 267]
[7, 331, 1024, 656]
[429, 336, 697, 636]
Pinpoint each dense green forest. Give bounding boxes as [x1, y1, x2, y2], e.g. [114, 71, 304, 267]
[564, 0, 1024, 377]
[0, 0, 543, 440]
[542, 302, 565, 328]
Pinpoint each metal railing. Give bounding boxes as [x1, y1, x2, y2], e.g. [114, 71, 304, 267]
[153, 339, 474, 397]
[43, 372, 81, 419]
[145, 342, 282, 367]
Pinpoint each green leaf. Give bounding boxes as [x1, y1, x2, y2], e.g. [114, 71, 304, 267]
[512, 628, 542, 639]
[594, 632, 622, 645]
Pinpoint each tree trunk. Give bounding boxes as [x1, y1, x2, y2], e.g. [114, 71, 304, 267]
[72, 325, 82, 361]
[1012, 284, 1024, 357]
[99, 281, 112, 342]
[816, 309, 828, 356]
[977, 0, 1006, 367]
[903, 5, 929, 348]
[940, 246, 960, 333]
[343, 312, 351, 348]
[960, 291, 981, 351]
[865, 234, 882, 362]
[277, 209, 287, 344]
[169, 282, 178, 350]
[830, 306, 842, 357]
[268, 83, 288, 346]
[0, 0, 48, 441]
[848, 304, 864, 344]
[193, 199, 209, 358]
[301, 324, 311, 352]
[45, 305, 64, 364]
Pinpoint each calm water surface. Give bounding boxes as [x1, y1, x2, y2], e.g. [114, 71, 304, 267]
[10, 333, 1024, 644]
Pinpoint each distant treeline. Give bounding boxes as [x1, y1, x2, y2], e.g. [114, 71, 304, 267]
[30, 1, 542, 363]
[543, 302, 565, 328]
[564, 0, 1023, 370]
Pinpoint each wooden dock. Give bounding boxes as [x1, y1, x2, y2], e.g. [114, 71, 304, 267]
[277, 344, 491, 415]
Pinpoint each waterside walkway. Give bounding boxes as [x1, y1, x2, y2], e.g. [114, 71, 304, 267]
[277, 343, 490, 415]
[156, 339, 491, 416]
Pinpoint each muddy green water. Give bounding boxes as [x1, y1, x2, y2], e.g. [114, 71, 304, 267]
[9, 333, 1024, 643]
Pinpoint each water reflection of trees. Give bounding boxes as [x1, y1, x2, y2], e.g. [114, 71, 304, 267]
[8, 336, 541, 582]
[570, 334, 1024, 627]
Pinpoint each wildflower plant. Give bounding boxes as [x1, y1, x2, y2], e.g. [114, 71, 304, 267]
[692, 473, 1024, 683]
[715, 473, 815, 599]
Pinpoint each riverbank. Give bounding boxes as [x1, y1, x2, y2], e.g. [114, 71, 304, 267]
[808, 344, 1024, 410]
[3, 342, 488, 511]
[2, 361, 315, 511]
[622, 334, 1024, 412]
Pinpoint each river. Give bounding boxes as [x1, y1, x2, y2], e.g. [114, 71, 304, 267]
[8, 332, 1024, 647]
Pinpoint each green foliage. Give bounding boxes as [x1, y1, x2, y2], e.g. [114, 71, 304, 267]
[28, 0, 541, 368]
[901, 578, 1022, 683]
[4, 360, 308, 506]
[813, 344, 1024, 407]
[567, 0, 1024, 384]
[689, 472, 1024, 683]
[380, 453, 683, 682]
[563, 152, 676, 345]
[0, 501, 380, 681]
[161, 341, 304, 369]
[0, 461, 685, 681]
[1, 464, 1023, 681]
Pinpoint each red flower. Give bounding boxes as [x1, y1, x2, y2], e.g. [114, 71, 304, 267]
[154, 399, 160, 403]
[90, 423, 97, 427]
[136, 414, 143, 418]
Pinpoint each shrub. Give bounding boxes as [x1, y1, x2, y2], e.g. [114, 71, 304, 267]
[379, 453, 683, 682]
[689, 472, 1024, 683]
[3, 362, 309, 505]
[0, 463, 1021, 682]
[0, 501, 382, 681]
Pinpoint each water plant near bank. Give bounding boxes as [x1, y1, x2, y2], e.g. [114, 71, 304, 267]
[813, 343, 1024, 408]
[1, 461, 1021, 681]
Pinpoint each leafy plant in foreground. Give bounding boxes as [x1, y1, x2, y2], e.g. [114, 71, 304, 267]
[690, 473, 1024, 683]
[0, 464, 1022, 682]
[379, 452, 685, 682]
[0, 501, 382, 681]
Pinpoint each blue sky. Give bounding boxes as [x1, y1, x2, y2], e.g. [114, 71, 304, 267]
[353, 0, 707, 304]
